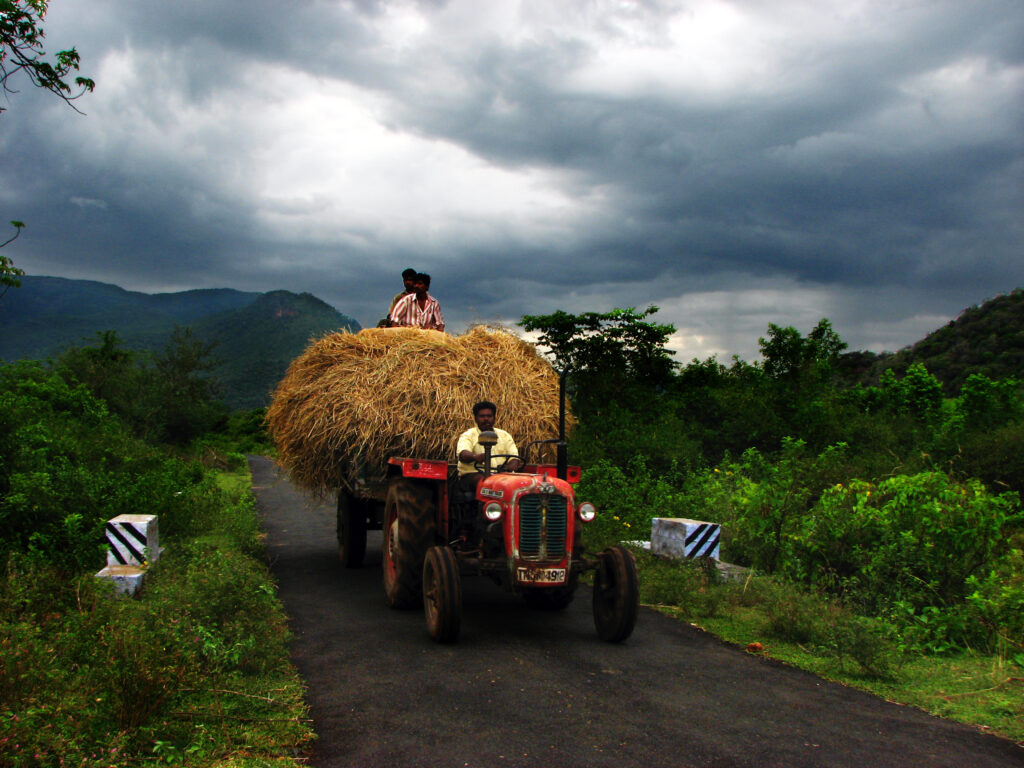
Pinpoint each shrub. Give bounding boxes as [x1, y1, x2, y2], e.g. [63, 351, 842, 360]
[577, 455, 689, 549]
[794, 473, 1021, 651]
[688, 439, 853, 573]
[637, 552, 723, 618]
[963, 546, 1024, 655]
[758, 581, 896, 677]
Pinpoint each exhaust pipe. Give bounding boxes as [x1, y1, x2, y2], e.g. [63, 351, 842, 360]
[557, 365, 571, 481]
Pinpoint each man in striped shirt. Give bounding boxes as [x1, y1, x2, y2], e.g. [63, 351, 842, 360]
[388, 272, 445, 331]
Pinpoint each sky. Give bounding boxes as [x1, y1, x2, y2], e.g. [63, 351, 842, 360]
[2, 0, 1022, 363]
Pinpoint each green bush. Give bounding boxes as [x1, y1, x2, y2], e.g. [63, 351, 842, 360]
[0, 489, 307, 766]
[637, 552, 723, 618]
[943, 421, 1024, 496]
[0, 362, 134, 570]
[686, 439, 854, 573]
[798, 474, 1017, 604]
[577, 455, 689, 549]
[963, 545, 1024, 655]
[0, 357, 310, 765]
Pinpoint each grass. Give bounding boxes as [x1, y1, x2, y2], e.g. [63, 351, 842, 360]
[629, 548, 1024, 745]
[0, 463, 314, 767]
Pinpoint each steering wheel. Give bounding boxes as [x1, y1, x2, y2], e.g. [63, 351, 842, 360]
[474, 454, 523, 473]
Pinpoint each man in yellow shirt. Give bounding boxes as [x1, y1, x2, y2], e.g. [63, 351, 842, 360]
[456, 400, 523, 494]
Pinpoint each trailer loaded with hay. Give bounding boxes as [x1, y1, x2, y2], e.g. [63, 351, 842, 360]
[267, 326, 638, 643]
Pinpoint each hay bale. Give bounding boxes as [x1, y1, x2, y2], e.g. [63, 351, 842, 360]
[267, 326, 570, 495]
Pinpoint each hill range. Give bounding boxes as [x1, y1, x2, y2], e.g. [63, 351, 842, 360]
[837, 288, 1024, 393]
[2, 277, 1021, 408]
[0, 276, 361, 409]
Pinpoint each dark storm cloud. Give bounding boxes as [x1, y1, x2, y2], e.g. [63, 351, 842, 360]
[3, 0, 1021, 359]
[367, 3, 1022, 296]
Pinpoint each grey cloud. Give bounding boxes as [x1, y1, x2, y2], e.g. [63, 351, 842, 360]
[5, 0, 1021, 356]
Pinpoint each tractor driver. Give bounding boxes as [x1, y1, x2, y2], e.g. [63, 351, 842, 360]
[456, 400, 523, 495]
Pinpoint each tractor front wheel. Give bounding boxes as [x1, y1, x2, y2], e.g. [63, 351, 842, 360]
[423, 546, 462, 643]
[337, 490, 367, 568]
[382, 478, 436, 608]
[593, 546, 639, 642]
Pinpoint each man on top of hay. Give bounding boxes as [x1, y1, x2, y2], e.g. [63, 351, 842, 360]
[388, 267, 418, 314]
[388, 272, 445, 331]
[378, 267, 418, 327]
[456, 400, 523, 494]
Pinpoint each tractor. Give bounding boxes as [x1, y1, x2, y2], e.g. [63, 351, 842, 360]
[336, 376, 638, 644]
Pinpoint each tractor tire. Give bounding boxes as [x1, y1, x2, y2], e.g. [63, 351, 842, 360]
[423, 545, 462, 643]
[337, 490, 367, 568]
[382, 477, 437, 609]
[522, 572, 578, 611]
[593, 545, 639, 642]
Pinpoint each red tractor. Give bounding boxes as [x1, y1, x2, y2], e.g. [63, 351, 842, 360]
[336, 380, 638, 644]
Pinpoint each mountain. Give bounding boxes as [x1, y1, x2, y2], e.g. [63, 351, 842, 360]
[0, 276, 263, 359]
[837, 288, 1024, 393]
[195, 291, 360, 409]
[0, 276, 360, 408]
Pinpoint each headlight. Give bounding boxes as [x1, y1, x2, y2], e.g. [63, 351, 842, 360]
[484, 502, 503, 521]
[577, 502, 597, 522]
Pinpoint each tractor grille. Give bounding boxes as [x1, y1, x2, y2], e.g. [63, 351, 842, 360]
[517, 493, 568, 561]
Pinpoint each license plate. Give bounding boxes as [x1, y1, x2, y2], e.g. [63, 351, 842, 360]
[516, 567, 566, 584]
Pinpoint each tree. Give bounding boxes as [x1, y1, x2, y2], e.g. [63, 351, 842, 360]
[58, 328, 229, 445]
[759, 319, 847, 383]
[519, 306, 677, 388]
[1, 0, 94, 114]
[519, 306, 681, 468]
[877, 363, 943, 424]
[151, 327, 228, 444]
[0, 220, 25, 301]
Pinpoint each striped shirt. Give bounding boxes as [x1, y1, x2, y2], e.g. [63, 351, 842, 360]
[389, 292, 445, 331]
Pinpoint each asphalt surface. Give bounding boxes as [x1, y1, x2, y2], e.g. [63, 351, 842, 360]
[249, 456, 1024, 768]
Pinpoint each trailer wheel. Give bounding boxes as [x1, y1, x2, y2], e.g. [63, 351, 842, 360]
[383, 478, 436, 608]
[337, 490, 367, 568]
[593, 546, 639, 642]
[523, 573, 578, 610]
[423, 546, 462, 643]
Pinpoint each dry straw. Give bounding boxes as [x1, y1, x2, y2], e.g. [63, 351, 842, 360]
[267, 325, 571, 495]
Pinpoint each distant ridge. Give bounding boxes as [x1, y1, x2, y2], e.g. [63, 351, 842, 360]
[838, 288, 1024, 393]
[195, 290, 361, 408]
[0, 276, 361, 408]
[881, 288, 1024, 392]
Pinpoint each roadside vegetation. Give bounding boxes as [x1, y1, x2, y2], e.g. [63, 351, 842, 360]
[2, 290, 1022, 760]
[530, 303, 1024, 743]
[0, 341, 310, 766]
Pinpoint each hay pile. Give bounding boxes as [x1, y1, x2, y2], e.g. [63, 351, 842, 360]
[267, 326, 570, 495]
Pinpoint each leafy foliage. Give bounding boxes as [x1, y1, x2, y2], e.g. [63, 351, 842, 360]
[552, 304, 1024, 661]
[0, 357, 312, 765]
[672, 445, 1022, 652]
[0, 0, 94, 113]
[576, 455, 689, 549]
[0, 220, 25, 302]
[520, 305, 676, 413]
[57, 329, 229, 445]
[759, 318, 847, 382]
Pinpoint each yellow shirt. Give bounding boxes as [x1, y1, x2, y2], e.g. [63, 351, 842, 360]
[456, 427, 519, 476]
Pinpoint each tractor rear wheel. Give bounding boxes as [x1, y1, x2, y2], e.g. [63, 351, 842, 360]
[593, 546, 639, 642]
[423, 546, 462, 643]
[382, 478, 436, 608]
[337, 490, 367, 568]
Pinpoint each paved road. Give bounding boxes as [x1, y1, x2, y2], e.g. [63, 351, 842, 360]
[249, 456, 1024, 768]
